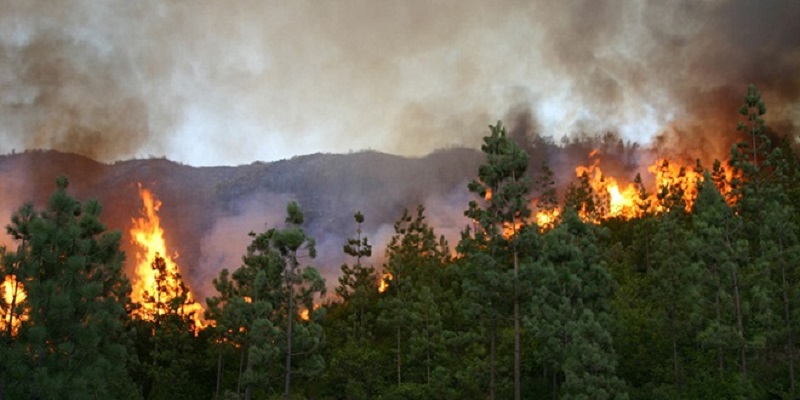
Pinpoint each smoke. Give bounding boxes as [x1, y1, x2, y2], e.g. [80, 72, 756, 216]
[194, 192, 293, 301]
[0, 1, 796, 166]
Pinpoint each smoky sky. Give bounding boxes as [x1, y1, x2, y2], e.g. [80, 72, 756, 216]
[0, 0, 798, 166]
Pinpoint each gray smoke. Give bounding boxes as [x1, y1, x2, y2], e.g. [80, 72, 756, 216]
[0, 1, 796, 166]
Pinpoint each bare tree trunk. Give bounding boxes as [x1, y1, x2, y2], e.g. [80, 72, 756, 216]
[284, 254, 296, 400]
[514, 249, 521, 400]
[215, 349, 223, 399]
[732, 267, 747, 380]
[715, 278, 724, 376]
[396, 324, 403, 385]
[490, 320, 496, 400]
[782, 263, 796, 394]
[237, 345, 245, 397]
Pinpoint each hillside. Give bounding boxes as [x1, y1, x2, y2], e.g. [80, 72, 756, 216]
[0, 148, 484, 300]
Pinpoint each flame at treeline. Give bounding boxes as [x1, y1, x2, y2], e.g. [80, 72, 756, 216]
[129, 184, 205, 330]
[477, 149, 738, 240]
[568, 151, 736, 222]
[1, 274, 27, 336]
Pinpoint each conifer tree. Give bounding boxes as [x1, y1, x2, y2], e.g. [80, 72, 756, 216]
[648, 192, 700, 388]
[527, 209, 627, 399]
[206, 202, 325, 400]
[378, 205, 449, 390]
[336, 211, 377, 342]
[462, 121, 531, 400]
[0, 177, 138, 399]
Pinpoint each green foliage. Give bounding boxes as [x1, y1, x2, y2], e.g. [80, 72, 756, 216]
[0, 177, 139, 399]
[205, 201, 325, 399]
[7, 85, 800, 399]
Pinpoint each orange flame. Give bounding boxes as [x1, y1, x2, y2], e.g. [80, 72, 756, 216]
[378, 272, 392, 293]
[1, 274, 27, 336]
[300, 304, 320, 321]
[571, 152, 720, 221]
[574, 154, 642, 219]
[130, 184, 206, 330]
[535, 208, 560, 231]
[502, 221, 524, 239]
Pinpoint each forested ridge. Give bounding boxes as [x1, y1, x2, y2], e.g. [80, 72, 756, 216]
[2, 85, 800, 399]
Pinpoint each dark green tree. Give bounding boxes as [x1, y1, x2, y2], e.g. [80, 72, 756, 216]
[206, 201, 325, 400]
[526, 209, 627, 399]
[378, 205, 450, 393]
[462, 121, 531, 400]
[689, 172, 752, 396]
[0, 177, 139, 399]
[646, 171, 701, 389]
[336, 211, 377, 342]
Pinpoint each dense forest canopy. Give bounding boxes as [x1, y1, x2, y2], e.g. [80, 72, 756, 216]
[2, 85, 800, 399]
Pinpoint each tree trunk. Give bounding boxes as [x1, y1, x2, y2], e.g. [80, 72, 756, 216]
[245, 343, 254, 400]
[514, 249, 521, 400]
[215, 349, 223, 399]
[237, 344, 245, 396]
[285, 254, 296, 400]
[490, 320, 496, 400]
[782, 262, 795, 394]
[397, 324, 402, 385]
[731, 266, 747, 380]
[714, 276, 724, 376]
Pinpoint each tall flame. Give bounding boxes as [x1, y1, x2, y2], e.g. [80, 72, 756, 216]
[130, 184, 205, 330]
[1, 274, 27, 336]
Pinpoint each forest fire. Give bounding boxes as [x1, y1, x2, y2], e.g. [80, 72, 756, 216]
[570, 151, 726, 221]
[300, 304, 320, 321]
[1, 274, 26, 336]
[378, 272, 392, 293]
[535, 208, 560, 231]
[130, 184, 206, 330]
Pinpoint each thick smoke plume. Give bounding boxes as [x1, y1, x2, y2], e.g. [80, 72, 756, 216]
[0, 1, 797, 165]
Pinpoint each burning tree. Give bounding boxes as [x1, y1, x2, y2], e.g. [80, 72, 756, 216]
[129, 185, 205, 330]
[127, 185, 209, 400]
[0, 177, 138, 399]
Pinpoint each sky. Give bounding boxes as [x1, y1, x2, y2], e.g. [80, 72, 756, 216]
[0, 0, 798, 166]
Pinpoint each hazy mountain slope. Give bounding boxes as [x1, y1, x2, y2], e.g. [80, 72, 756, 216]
[0, 148, 483, 300]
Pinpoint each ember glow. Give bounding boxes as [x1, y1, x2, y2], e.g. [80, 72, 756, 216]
[300, 304, 320, 321]
[1, 274, 26, 336]
[130, 184, 205, 329]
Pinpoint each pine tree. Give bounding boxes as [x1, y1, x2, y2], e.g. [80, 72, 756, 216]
[690, 173, 750, 393]
[526, 209, 627, 399]
[646, 172, 701, 388]
[206, 202, 325, 400]
[378, 205, 449, 391]
[462, 121, 531, 400]
[336, 211, 377, 342]
[0, 177, 138, 399]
